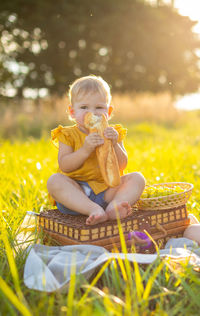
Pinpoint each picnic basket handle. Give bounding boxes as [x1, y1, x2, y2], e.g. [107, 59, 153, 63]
[155, 222, 167, 237]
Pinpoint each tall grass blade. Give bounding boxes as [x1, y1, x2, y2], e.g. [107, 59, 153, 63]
[67, 253, 77, 315]
[78, 258, 112, 306]
[132, 258, 144, 303]
[0, 277, 32, 316]
[143, 260, 165, 300]
[0, 216, 29, 307]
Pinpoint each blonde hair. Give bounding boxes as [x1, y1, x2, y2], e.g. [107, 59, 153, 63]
[68, 75, 112, 106]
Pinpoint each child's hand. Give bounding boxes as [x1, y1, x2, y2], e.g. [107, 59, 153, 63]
[104, 127, 118, 145]
[83, 133, 104, 154]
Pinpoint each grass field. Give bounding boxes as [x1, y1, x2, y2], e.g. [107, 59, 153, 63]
[1, 95, 200, 315]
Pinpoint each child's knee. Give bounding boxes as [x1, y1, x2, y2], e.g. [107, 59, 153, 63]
[183, 224, 200, 245]
[122, 172, 145, 189]
[47, 173, 62, 194]
[136, 172, 145, 187]
[131, 172, 145, 188]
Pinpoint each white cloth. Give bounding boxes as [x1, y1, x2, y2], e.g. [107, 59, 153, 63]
[24, 238, 200, 293]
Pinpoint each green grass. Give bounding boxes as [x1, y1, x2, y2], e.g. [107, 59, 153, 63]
[1, 119, 200, 315]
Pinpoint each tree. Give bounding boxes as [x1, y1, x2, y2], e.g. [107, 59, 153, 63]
[0, 0, 200, 98]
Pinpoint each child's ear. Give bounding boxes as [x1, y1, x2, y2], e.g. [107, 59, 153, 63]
[108, 105, 113, 117]
[68, 105, 74, 117]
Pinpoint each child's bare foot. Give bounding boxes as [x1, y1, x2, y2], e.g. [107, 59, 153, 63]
[86, 210, 108, 225]
[105, 201, 132, 220]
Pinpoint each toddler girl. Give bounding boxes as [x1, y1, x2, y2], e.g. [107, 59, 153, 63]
[47, 75, 145, 225]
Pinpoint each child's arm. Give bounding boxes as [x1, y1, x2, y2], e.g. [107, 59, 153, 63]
[58, 133, 104, 173]
[104, 127, 128, 171]
[113, 142, 128, 171]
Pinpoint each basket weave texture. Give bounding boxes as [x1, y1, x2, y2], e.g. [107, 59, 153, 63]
[135, 182, 193, 211]
[38, 205, 190, 253]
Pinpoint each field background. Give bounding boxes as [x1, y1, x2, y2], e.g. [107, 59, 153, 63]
[1, 92, 200, 217]
[1, 0, 200, 314]
[1, 93, 200, 315]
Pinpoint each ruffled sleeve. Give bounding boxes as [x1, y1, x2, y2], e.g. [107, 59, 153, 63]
[113, 124, 127, 143]
[51, 125, 74, 148]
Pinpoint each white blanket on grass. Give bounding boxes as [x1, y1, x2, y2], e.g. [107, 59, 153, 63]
[24, 238, 200, 293]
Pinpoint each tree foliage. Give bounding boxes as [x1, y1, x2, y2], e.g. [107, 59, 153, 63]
[0, 0, 200, 98]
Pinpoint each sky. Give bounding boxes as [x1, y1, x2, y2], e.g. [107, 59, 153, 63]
[161, 0, 200, 34]
[174, 0, 200, 34]
[148, 0, 200, 34]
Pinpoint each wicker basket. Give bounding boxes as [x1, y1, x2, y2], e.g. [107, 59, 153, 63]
[38, 205, 190, 253]
[135, 182, 193, 211]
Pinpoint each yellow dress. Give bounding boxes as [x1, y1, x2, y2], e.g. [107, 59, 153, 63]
[51, 124, 127, 194]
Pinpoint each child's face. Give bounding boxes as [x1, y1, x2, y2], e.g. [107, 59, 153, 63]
[71, 92, 112, 132]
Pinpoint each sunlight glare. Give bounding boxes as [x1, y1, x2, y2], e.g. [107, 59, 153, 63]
[175, 93, 200, 111]
[175, 0, 200, 34]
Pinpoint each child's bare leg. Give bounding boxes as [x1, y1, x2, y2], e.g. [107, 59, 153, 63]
[47, 173, 108, 225]
[183, 224, 200, 245]
[104, 172, 145, 220]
